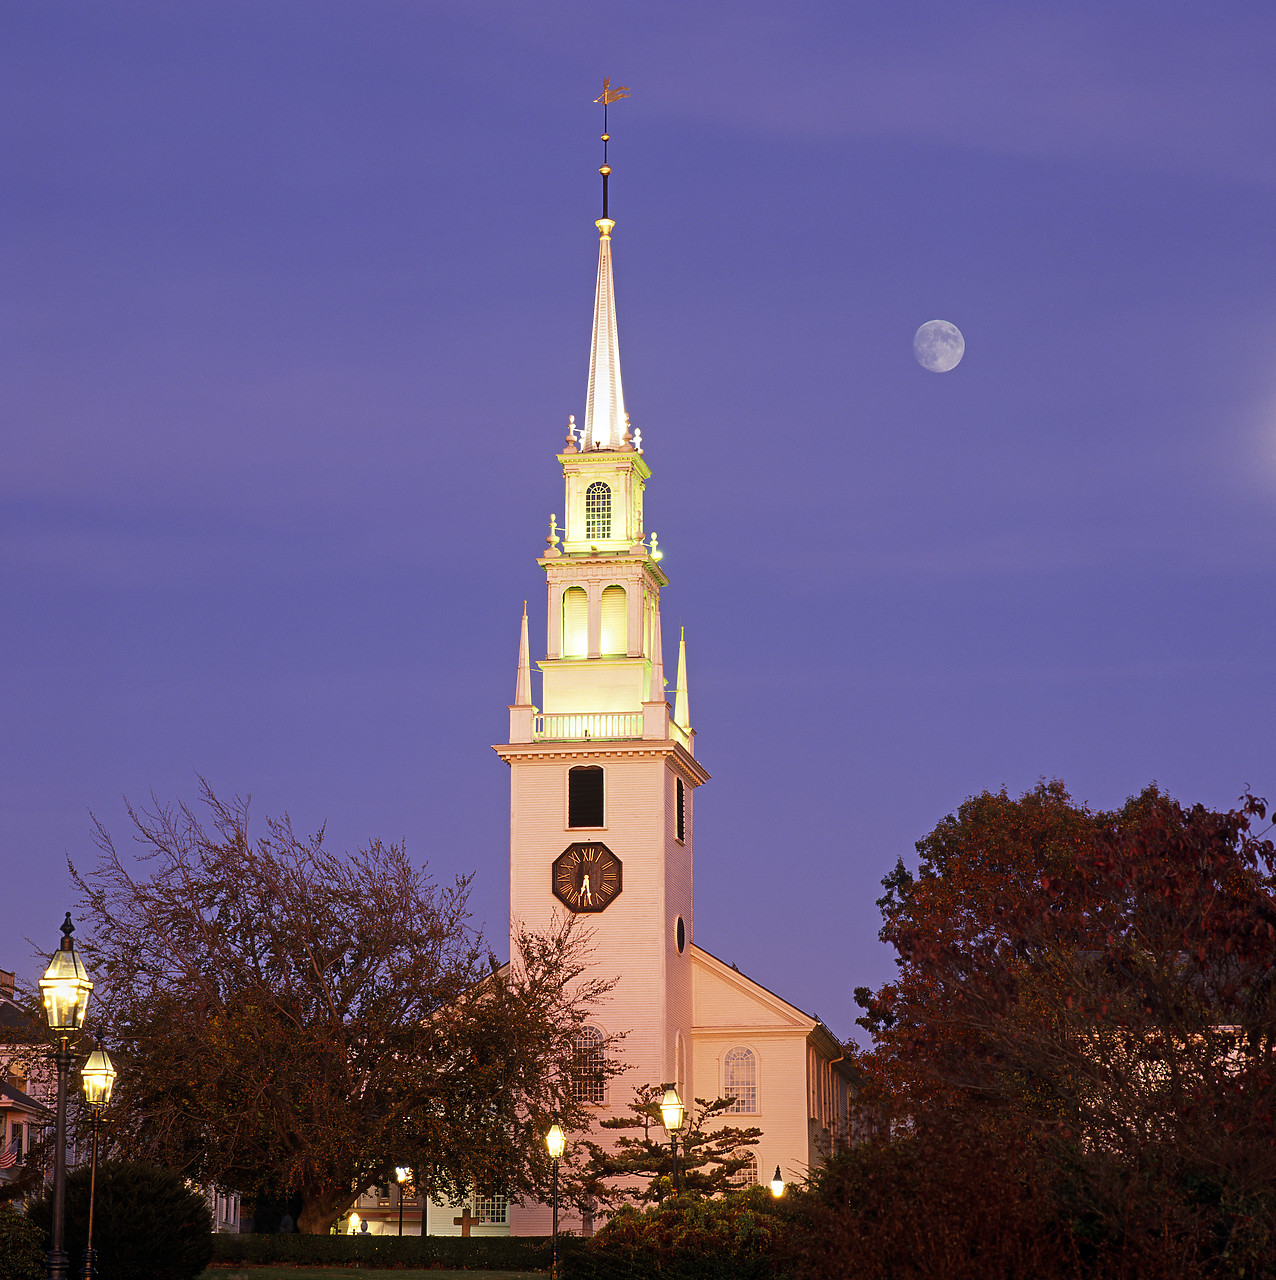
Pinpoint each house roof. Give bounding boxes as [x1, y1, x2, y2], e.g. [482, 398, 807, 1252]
[0, 1081, 51, 1119]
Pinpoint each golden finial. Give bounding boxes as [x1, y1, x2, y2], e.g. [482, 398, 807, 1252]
[593, 77, 631, 220]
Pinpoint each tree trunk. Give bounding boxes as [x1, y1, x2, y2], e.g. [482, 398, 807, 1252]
[298, 1187, 358, 1235]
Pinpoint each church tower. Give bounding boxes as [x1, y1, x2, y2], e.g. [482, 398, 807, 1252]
[494, 97, 709, 1197]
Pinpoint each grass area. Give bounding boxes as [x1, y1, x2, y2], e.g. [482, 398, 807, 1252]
[201, 1271, 546, 1279]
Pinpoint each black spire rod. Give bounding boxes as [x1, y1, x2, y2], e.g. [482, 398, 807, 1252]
[593, 78, 631, 220]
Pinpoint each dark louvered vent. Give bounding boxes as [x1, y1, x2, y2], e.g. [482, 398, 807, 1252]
[569, 766, 604, 828]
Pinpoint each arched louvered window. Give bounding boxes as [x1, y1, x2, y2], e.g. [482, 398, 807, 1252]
[675, 777, 686, 843]
[727, 1149, 758, 1189]
[600, 585, 626, 655]
[724, 1046, 758, 1114]
[572, 1026, 606, 1103]
[585, 482, 612, 540]
[562, 586, 587, 658]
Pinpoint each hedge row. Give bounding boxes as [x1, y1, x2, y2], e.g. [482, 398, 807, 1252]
[209, 1231, 584, 1269]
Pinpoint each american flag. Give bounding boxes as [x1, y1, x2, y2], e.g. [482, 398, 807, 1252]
[0, 1138, 19, 1169]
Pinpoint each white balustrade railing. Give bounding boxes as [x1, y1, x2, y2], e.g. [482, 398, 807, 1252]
[534, 712, 643, 742]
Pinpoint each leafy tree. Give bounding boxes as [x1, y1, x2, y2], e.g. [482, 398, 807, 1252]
[27, 1160, 213, 1280]
[73, 783, 618, 1234]
[576, 1084, 762, 1208]
[0, 1203, 44, 1280]
[851, 781, 1276, 1278]
[781, 1116, 1057, 1280]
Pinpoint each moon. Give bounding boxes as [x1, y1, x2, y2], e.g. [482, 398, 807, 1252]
[913, 319, 965, 373]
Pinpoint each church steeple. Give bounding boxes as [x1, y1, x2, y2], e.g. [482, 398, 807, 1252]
[582, 78, 631, 454]
[582, 218, 626, 452]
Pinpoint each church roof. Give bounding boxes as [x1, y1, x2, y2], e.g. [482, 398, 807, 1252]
[690, 943, 851, 1069]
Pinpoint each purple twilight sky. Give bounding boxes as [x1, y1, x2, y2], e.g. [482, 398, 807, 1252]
[4, 2, 1276, 1043]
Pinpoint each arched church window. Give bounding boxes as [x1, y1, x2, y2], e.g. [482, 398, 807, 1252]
[600, 585, 626, 654]
[724, 1046, 758, 1114]
[562, 586, 587, 658]
[572, 1026, 606, 1103]
[568, 766, 604, 828]
[727, 1149, 758, 1189]
[585, 482, 612, 540]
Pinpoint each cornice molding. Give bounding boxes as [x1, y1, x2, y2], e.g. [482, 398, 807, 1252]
[493, 738, 710, 785]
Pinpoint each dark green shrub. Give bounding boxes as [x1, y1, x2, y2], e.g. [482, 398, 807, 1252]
[0, 1203, 45, 1280]
[563, 1188, 790, 1280]
[27, 1160, 212, 1280]
[209, 1231, 579, 1269]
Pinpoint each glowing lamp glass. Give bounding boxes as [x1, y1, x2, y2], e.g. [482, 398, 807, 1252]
[546, 1122, 566, 1160]
[395, 1166, 410, 1184]
[40, 946, 93, 1032]
[349, 1212, 361, 1232]
[770, 1165, 785, 1198]
[659, 1087, 685, 1134]
[81, 1045, 116, 1109]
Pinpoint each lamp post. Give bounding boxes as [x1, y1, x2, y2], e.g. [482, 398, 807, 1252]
[659, 1087, 686, 1197]
[769, 1165, 785, 1198]
[39, 914, 94, 1280]
[545, 1120, 565, 1280]
[395, 1167, 410, 1237]
[79, 1035, 116, 1280]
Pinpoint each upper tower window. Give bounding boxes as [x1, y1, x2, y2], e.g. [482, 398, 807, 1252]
[600, 585, 627, 655]
[585, 482, 612, 540]
[562, 587, 588, 659]
[569, 766, 604, 827]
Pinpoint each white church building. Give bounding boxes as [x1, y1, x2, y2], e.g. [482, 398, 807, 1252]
[351, 110, 857, 1238]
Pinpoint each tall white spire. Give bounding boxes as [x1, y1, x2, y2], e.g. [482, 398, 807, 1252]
[583, 219, 626, 451]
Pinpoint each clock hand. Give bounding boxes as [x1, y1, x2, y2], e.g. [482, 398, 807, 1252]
[581, 873, 592, 904]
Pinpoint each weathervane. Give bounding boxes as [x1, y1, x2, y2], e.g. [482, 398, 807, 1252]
[593, 77, 631, 220]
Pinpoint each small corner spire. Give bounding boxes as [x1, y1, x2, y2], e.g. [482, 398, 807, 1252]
[514, 607, 533, 707]
[674, 627, 691, 732]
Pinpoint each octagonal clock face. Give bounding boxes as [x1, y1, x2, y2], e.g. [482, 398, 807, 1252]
[552, 842, 623, 913]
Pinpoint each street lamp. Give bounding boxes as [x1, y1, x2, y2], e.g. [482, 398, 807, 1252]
[545, 1120, 565, 1280]
[40, 914, 94, 1280]
[659, 1087, 686, 1196]
[769, 1165, 785, 1198]
[395, 1167, 410, 1237]
[79, 1035, 115, 1280]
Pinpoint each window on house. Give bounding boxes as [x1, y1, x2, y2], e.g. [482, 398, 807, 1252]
[562, 586, 588, 658]
[572, 1026, 606, 1103]
[726, 1149, 758, 1189]
[724, 1046, 758, 1114]
[585, 482, 612, 540]
[675, 777, 685, 842]
[568, 766, 604, 827]
[473, 1191, 508, 1224]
